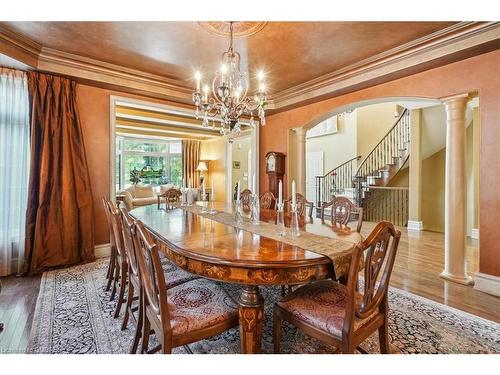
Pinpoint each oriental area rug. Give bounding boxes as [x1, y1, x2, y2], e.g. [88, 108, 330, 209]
[27, 259, 500, 354]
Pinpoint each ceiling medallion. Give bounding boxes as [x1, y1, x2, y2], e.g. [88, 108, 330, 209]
[192, 21, 267, 142]
[197, 21, 268, 38]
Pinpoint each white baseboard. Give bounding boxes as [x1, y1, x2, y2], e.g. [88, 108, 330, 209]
[94, 243, 111, 258]
[407, 220, 423, 231]
[474, 272, 500, 297]
[471, 228, 479, 240]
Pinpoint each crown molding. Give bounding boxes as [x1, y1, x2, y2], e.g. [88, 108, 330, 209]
[1, 22, 499, 110]
[0, 24, 41, 67]
[266, 22, 500, 111]
[37, 47, 194, 102]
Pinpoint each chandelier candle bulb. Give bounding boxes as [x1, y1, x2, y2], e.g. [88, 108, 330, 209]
[292, 180, 296, 205]
[195, 71, 201, 91]
[203, 85, 209, 102]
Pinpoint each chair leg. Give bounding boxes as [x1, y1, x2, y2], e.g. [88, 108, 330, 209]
[130, 288, 143, 354]
[106, 247, 116, 291]
[378, 322, 390, 354]
[160, 336, 172, 354]
[113, 264, 127, 318]
[140, 315, 151, 354]
[273, 308, 282, 354]
[121, 276, 134, 330]
[341, 342, 355, 354]
[109, 257, 120, 301]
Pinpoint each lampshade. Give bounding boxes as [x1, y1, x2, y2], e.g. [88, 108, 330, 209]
[196, 161, 208, 172]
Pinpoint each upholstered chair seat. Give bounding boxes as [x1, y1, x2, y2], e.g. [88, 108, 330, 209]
[276, 280, 377, 338]
[166, 278, 238, 337]
[274, 221, 401, 354]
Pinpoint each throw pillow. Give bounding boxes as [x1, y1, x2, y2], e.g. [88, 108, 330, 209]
[134, 185, 154, 198]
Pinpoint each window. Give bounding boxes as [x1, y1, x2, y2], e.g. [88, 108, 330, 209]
[0, 69, 30, 276]
[116, 137, 182, 189]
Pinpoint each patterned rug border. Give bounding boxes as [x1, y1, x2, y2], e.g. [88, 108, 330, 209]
[26, 259, 500, 354]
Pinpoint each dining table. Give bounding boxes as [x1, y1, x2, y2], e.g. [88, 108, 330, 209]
[130, 201, 363, 353]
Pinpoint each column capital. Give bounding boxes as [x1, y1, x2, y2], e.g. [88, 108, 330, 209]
[440, 93, 470, 105]
[294, 126, 307, 138]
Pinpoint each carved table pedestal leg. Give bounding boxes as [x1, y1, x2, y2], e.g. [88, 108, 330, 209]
[238, 285, 264, 353]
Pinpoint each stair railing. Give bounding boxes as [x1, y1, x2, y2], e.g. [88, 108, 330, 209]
[315, 155, 361, 208]
[354, 108, 410, 205]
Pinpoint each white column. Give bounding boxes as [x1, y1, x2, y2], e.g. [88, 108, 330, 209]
[295, 127, 307, 195]
[440, 94, 473, 285]
[408, 109, 423, 231]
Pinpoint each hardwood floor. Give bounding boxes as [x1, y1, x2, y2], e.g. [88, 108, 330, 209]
[0, 274, 41, 353]
[0, 223, 499, 354]
[360, 222, 500, 324]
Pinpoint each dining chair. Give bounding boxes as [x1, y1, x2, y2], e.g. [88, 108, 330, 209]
[157, 188, 182, 209]
[273, 221, 401, 354]
[119, 208, 199, 353]
[106, 200, 129, 319]
[285, 193, 314, 219]
[102, 197, 117, 296]
[119, 208, 143, 353]
[133, 220, 239, 354]
[240, 188, 253, 211]
[259, 191, 276, 210]
[320, 196, 363, 233]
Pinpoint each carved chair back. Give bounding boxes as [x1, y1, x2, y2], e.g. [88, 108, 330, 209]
[259, 191, 276, 210]
[285, 193, 313, 219]
[344, 221, 400, 334]
[106, 200, 126, 260]
[158, 188, 182, 209]
[163, 188, 182, 202]
[320, 196, 363, 233]
[332, 196, 352, 226]
[240, 189, 253, 211]
[102, 197, 116, 250]
[133, 220, 171, 330]
[120, 207, 139, 277]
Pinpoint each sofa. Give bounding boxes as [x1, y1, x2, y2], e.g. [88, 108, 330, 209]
[117, 184, 198, 210]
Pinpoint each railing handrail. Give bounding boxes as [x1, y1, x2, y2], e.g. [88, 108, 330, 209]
[315, 155, 361, 179]
[355, 108, 409, 177]
[366, 186, 409, 191]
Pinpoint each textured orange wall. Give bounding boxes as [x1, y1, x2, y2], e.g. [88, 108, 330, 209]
[260, 49, 500, 277]
[76, 85, 184, 245]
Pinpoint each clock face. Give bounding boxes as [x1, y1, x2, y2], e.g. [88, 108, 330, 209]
[267, 155, 276, 172]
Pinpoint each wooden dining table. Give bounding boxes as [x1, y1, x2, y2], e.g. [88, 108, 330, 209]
[130, 202, 362, 354]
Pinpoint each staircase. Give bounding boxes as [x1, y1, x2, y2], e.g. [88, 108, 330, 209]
[315, 155, 361, 208]
[354, 108, 410, 226]
[313, 108, 411, 226]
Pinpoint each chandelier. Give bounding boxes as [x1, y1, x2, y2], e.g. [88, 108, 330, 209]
[192, 21, 267, 142]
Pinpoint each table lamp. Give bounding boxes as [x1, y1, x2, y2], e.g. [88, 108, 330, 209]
[196, 161, 208, 185]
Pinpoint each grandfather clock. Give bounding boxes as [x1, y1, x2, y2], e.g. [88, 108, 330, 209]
[265, 151, 285, 199]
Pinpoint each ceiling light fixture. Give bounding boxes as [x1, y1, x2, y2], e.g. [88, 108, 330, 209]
[192, 21, 267, 143]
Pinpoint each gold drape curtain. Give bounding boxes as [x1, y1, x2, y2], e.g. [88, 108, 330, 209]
[182, 140, 201, 188]
[23, 72, 95, 274]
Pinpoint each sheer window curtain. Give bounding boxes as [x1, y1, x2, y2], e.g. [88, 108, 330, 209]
[0, 68, 30, 276]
